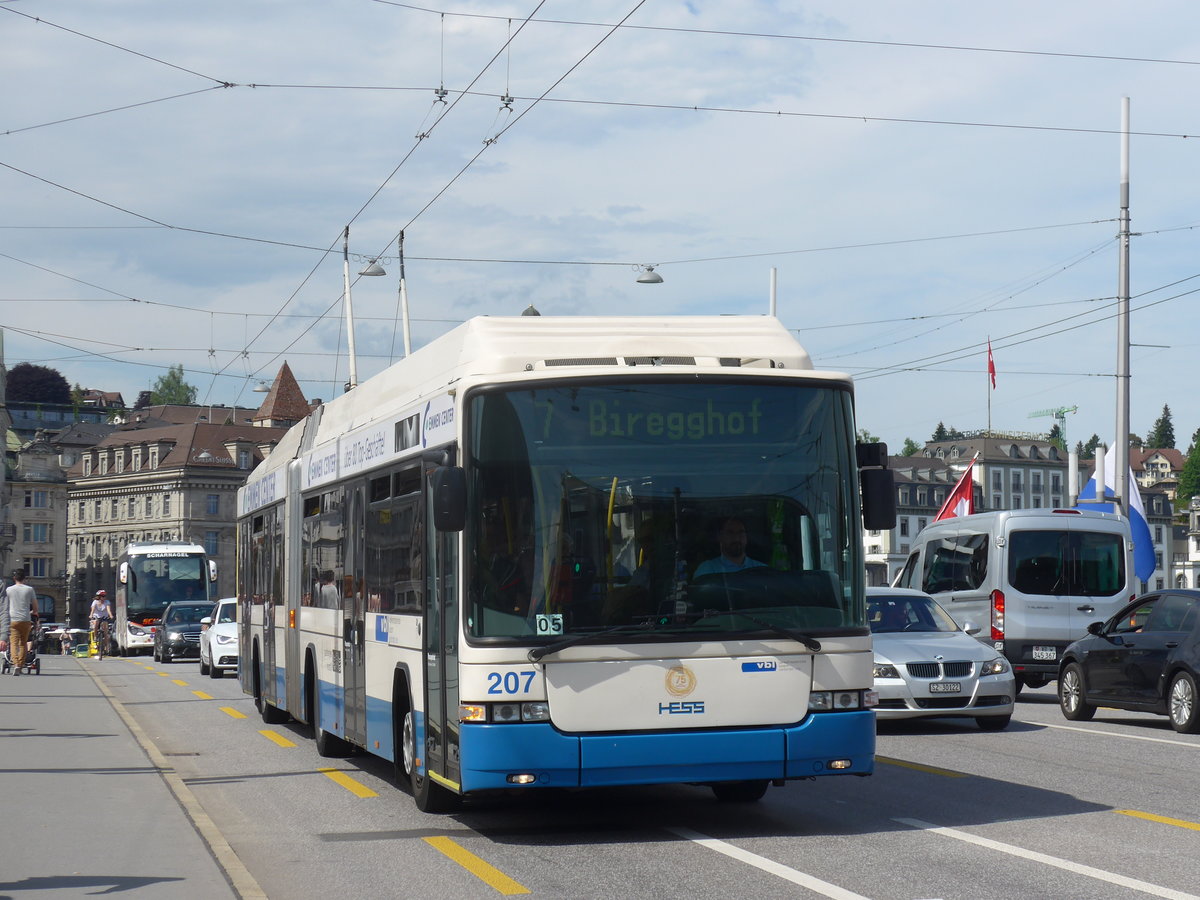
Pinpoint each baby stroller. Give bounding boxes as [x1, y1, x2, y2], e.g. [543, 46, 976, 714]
[2, 618, 42, 675]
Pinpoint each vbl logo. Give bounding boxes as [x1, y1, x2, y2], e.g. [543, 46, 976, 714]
[658, 701, 705, 715]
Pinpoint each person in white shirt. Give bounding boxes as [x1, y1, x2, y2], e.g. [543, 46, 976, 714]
[1, 569, 38, 674]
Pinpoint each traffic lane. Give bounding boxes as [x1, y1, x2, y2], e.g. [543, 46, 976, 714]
[873, 704, 1200, 898]
[101, 661, 1200, 899]
[2, 656, 237, 899]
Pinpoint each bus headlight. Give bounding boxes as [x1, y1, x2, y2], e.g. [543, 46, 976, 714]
[809, 690, 866, 711]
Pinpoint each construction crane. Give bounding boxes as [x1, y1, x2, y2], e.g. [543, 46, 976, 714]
[1029, 405, 1078, 448]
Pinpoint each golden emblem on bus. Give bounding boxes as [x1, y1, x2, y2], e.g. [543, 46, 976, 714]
[665, 665, 697, 697]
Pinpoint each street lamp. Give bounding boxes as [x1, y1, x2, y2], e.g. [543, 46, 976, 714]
[341, 227, 387, 391]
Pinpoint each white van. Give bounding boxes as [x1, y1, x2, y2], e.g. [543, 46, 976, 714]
[893, 509, 1136, 690]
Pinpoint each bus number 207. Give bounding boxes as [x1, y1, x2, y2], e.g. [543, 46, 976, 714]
[487, 671, 537, 695]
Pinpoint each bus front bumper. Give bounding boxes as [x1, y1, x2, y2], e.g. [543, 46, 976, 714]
[457, 710, 875, 792]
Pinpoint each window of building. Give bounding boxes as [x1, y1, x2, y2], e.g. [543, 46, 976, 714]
[917, 488, 927, 506]
[1051, 473, 1062, 493]
[23, 522, 50, 543]
[83, 456, 92, 476]
[128, 497, 136, 517]
[206, 494, 220, 515]
[162, 492, 172, 516]
[1156, 578, 1165, 590]
[900, 518, 910, 537]
[26, 558, 49, 578]
[115, 451, 125, 474]
[1155, 525, 1164, 543]
[917, 517, 928, 532]
[24, 490, 49, 508]
[993, 494, 1002, 508]
[1012, 496, 1023, 509]
[149, 447, 159, 469]
[99, 453, 108, 475]
[1012, 474, 1023, 492]
[992, 471, 1002, 491]
[77, 501, 85, 521]
[94, 500, 102, 519]
[899, 487, 910, 505]
[132, 447, 142, 471]
[1156, 551, 1164, 568]
[110, 498, 118, 517]
[1031, 474, 1042, 492]
[204, 530, 219, 556]
[1032, 496, 1042, 508]
[238, 449, 252, 469]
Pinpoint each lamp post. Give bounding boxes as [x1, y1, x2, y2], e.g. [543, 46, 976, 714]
[342, 226, 360, 390]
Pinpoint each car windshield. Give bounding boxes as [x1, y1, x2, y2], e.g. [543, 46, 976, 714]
[868, 593, 960, 634]
[166, 605, 213, 626]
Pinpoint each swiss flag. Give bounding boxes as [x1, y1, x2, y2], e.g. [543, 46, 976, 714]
[987, 340, 997, 389]
[935, 458, 977, 521]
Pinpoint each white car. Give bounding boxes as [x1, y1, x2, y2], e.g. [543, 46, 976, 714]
[199, 597, 238, 679]
[868, 587, 1015, 731]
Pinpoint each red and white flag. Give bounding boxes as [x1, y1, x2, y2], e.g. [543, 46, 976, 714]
[934, 457, 977, 521]
[987, 340, 997, 389]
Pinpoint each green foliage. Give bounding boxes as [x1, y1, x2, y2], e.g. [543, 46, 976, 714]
[1080, 434, 1101, 460]
[1146, 404, 1175, 449]
[931, 422, 948, 442]
[150, 364, 197, 406]
[6, 362, 70, 404]
[1047, 423, 1065, 452]
[1178, 443, 1200, 510]
[856, 427, 880, 444]
[901, 437, 922, 456]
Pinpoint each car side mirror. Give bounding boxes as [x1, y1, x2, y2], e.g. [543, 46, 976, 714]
[961, 621, 981, 636]
[200, 617, 212, 626]
[1087, 620, 1105, 636]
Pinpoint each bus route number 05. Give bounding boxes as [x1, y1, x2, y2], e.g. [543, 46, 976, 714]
[535, 614, 564, 636]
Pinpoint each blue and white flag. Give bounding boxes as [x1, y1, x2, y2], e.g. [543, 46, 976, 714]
[1076, 448, 1156, 582]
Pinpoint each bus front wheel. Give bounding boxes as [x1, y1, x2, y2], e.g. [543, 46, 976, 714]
[403, 710, 460, 814]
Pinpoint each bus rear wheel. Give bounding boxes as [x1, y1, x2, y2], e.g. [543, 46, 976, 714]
[254, 653, 288, 724]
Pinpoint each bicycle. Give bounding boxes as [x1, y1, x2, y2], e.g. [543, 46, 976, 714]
[90, 617, 111, 660]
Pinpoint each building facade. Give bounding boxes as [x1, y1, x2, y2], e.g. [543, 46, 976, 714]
[8, 431, 70, 620]
[65, 421, 289, 617]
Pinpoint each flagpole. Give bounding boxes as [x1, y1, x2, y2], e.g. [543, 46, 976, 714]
[986, 335, 992, 437]
[1115, 97, 1131, 516]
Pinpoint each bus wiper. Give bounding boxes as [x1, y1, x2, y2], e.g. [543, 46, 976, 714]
[706, 610, 822, 652]
[527, 622, 655, 662]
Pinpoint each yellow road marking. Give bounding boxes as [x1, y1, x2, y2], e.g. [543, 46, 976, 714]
[260, 729, 296, 748]
[1116, 809, 1200, 832]
[193, 691, 213, 700]
[157, 672, 171, 677]
[172, 679, 188, 686]
[318, 767, 378, 798]
[423, 835, 530, 895]
[219, 706, 248, 719]
[876, 755, 967, 778]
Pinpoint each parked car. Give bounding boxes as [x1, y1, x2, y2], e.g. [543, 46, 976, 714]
[1058, 589, 1200, 733]
[867, 587, 1015, 730]
[152, 600, 215, 663]
[199, 598, 238, 679]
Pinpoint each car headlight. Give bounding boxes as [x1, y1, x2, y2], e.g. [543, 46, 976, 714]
[873, 662, 901, 679]
[168, 631, 183, 642]
[215, 634, 237, 645]
[129, 624, 148, 636]
[980, 657, 1010, 676]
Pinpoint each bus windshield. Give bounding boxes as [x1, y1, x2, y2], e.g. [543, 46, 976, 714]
[465, 380, 863, 642]
[127, 554, 208, 620]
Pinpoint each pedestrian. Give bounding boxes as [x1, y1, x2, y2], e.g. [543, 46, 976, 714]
[1, 569, 38, 675]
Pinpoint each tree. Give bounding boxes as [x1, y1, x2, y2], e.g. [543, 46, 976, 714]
[856, 428, 880, 444]
[1128, 432, 1144, 450]
[1178, 437, 1200, 510]
[6, 362, 70, 403]
[901, 437, 922, 456]
[1047, 424, 1065, 452]
[150, 364, 197, 406]
[932, 422, 949, 442]
[1188, 427, 1200, 458]
[1080, 434, 1101, 460]
[1146, 404, 1175, 449]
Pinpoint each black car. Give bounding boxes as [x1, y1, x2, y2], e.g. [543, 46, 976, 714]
[1058, 589, 1200, 733]
[153, 600, 215, 663]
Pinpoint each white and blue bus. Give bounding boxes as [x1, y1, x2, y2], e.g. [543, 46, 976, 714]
[237, 315, 895, 811]
[115, 540, 217, 656]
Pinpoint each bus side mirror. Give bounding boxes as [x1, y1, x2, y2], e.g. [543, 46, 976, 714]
[431, 466, 466, 532]
[208, 560, 218, 583]
[119, 562, 129, 585]
[860, 467, 897, 531]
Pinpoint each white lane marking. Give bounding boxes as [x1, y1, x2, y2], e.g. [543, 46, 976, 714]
[895, 818, 1200, 900]
[1040, 721, 1200, 749]
[667, 826, 872, 900]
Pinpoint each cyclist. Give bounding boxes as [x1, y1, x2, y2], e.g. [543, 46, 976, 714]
[89, 590, 113, 660]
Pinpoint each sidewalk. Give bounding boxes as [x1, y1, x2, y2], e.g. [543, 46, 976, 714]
[0, 653, 240, 898]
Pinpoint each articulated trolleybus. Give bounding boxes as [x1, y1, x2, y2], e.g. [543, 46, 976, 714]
[237, 316, 895, 811]
[115, 541, 217, 656]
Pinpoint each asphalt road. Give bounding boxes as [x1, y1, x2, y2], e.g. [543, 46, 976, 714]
[10, 655, 1200, 899]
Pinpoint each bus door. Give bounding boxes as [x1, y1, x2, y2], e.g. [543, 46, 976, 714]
[262, 510, 280, 705]
[343, 482, 367, 745]
[423, 470, 462, 791]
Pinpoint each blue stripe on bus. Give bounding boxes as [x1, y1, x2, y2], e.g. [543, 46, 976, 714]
[457, 710, 875, 792]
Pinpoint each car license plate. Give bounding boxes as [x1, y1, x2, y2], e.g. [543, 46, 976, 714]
[1032, 646, 1057, 661]
[929, 682, 961, 693]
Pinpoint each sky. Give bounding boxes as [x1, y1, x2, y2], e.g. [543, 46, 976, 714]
[3, 1, 1200, 456]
